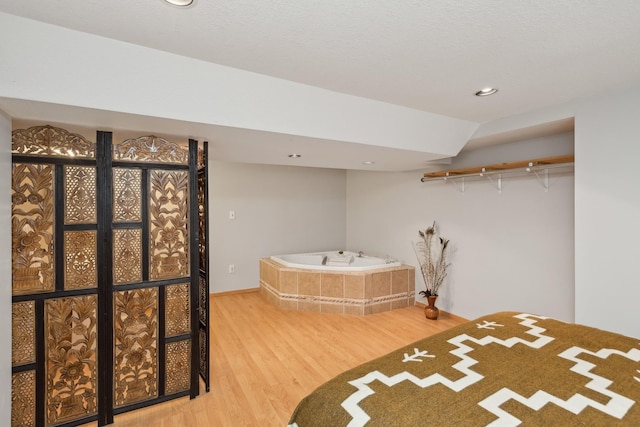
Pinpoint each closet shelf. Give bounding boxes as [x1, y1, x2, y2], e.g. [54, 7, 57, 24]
[420, 154, 574, 192]
[421, 154, 574, 181]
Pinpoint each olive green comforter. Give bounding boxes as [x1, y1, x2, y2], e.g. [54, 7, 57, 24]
[288, 312, 640, 426]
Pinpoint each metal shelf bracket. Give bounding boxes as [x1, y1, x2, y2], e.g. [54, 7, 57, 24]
[444, 174, 465, 192]
[486, 173, 503, 194]
[528, 165, 550, 192]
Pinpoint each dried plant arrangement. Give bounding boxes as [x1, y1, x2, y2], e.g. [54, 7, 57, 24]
[413, 221, 450, 297]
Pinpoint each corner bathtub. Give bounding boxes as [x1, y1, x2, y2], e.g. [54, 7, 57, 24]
[260, 251, 414, 315]
[270, 251, 401, 271]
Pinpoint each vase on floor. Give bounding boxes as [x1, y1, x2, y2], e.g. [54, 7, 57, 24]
[424, 295, 439, 320]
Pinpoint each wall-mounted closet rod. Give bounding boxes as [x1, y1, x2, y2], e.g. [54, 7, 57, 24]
[420, 154, 574, 183]
[420, 162, 574, 182]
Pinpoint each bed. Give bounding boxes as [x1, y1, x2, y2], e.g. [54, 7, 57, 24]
[288, 312, 640, 426]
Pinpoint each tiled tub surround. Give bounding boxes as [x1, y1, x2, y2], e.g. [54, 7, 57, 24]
[260, 258, 415, 315]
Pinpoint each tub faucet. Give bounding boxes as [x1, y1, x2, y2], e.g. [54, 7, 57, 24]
[357, 251, 364, 257]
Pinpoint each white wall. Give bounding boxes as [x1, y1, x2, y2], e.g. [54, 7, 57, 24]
[347, 134, 575, 322]
[0, 110, 12, 425]
[574, 87, 640, 338]
[209, 161, 347, 293]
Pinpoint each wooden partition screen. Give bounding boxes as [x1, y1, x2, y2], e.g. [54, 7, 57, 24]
[11, 125, 204, 427]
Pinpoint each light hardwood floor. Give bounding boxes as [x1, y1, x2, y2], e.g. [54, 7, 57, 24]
[103, 291, 466, 426]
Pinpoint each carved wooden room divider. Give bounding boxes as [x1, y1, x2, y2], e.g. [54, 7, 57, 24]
[11, 125, 207, 427]
[197, 141, 210, 393]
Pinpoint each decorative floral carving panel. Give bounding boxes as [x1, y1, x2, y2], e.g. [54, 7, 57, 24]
[12, 125, 96, 158]
[199, 327, 207, 377]
[114, 288, 158, 407]
[12, 301, 36, 366]
[113, 168, 142, 222]
[64, 231, 97, 290]
[12, 163, 55, 295]
[12, 370, 36, 427]
[113, 229, 142, 285]
[165, 283, 190, 337]
[197, 145, 205, 170]
[64, 166, 97, 224]
[199, 275, 207, 324]
[149, 170, 189, 280]
[165, 340, 190, 395]
[113, 135, 188, 164]
[45, 296, 98, 425]
[197, 171, 206, 270]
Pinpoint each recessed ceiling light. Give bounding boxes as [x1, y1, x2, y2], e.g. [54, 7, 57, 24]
[288, 154, 301, 158]
[362, 161, 376, 165]
[164, 0, 194, 6]
[475, 87, 498, 97]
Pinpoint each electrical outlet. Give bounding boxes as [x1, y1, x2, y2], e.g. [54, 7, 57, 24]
[229, 210, 236, 220]
[228, 264, 235, 274]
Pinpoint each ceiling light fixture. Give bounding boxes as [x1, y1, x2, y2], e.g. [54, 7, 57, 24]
[288, 154, 301, 158]
[362, 161, 376, 165]
[475, 87, 498, 97]
[164, 0, 194, 7]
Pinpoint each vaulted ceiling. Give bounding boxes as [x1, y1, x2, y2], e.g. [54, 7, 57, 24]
[1, 1, 639, 170]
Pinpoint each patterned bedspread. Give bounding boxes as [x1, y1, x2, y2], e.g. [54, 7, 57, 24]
[288, 312, 640, 426]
